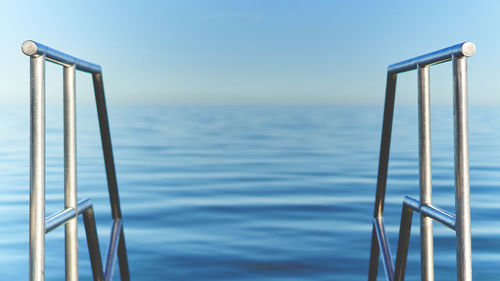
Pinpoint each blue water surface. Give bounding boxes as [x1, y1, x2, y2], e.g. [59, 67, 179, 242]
[0, 105, 499, 280]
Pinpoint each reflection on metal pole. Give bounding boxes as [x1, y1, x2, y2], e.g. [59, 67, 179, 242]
[418, 65, 434, 281]
[64, 64, 78, 281]
[453, 55, 472, 281]
[29, 54, 45, 281]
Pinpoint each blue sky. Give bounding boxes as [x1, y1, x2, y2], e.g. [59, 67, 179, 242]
[1, 1, 500, 105]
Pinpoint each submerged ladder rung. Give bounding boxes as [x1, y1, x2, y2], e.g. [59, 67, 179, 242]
[403, 196, 456, 230]
[43, 198, 123, 281]
[372, 198, 457, 281]
[45, 199, 93, 233]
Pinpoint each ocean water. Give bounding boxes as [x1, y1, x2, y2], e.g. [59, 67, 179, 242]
[0, 105, 499, 280]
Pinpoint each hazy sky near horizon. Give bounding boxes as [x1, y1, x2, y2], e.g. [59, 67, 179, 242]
[1, 1, 500, 105]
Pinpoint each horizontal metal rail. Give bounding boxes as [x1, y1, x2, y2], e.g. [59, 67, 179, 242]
[22, 40, 101, 73]
[402, 196, 456, 230]
[420, 205, 455, 230]
[388, 42, 475, 74]
[45, 199, 92, 233]
[402, 196, 420, 211]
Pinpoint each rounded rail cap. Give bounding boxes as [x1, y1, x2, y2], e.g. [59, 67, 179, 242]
[20, 40, 102, 73]
[22, 40, 38, 56]
[461, 42, 476, 57]
[388, 41, 477, 73]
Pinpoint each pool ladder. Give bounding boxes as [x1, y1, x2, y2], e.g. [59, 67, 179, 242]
[367, 42, 476, 281]
[22, 41, 130, 281]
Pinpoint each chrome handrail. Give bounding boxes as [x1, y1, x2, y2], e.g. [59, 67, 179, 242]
[23, 40, 130, 281]
[368, 42, 476, 281]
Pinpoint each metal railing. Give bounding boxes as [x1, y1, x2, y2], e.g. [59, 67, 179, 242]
[367, 42, 476, 281]
[22, 40, 130, 281]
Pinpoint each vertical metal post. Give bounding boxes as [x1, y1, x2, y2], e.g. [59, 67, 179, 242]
[30, 54, 46, 281]
[82, 207, 105, 281]
[368, 226, 380, 281]
[64, 65, 78, 281]
[418, 65, 434, 281]
[394, 204, 414, 281]
[92, 72, 130, 281]
[452, 55, 472, 281]
[117, 228, 129, 280]
[368, 72, 397, 281]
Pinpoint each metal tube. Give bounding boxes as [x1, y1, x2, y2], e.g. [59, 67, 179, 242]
[82, 206, 105, 281]
[373, 72, 398, 218]
[104, 220, 122, 281]
[77, 199, 93, 214]
[92, 72, 130, 280]
[22, 41, 101, 73]
[394, 204, 414, 281]
[368, 72, 397, 281]
[45, 199, 93, 234]
[45, 208, 77, 234]
[453, 55, 472, 281]
[64, 64, 78, 281]
[30, 54, 46, 281]
[374, 218, 394, 281]
[368, 226, 379, 281]
[388, 42, 476, 74]
[92, 72, 122, 219]
[403, 196, 420, 211]
[117, 228, 130, 281]
[420, 205, 456, 230]
[402, 196, 456, 229]
[418, 65, 434, 281]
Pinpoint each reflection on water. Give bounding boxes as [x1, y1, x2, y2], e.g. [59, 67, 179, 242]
[0, 105, 498, 280]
